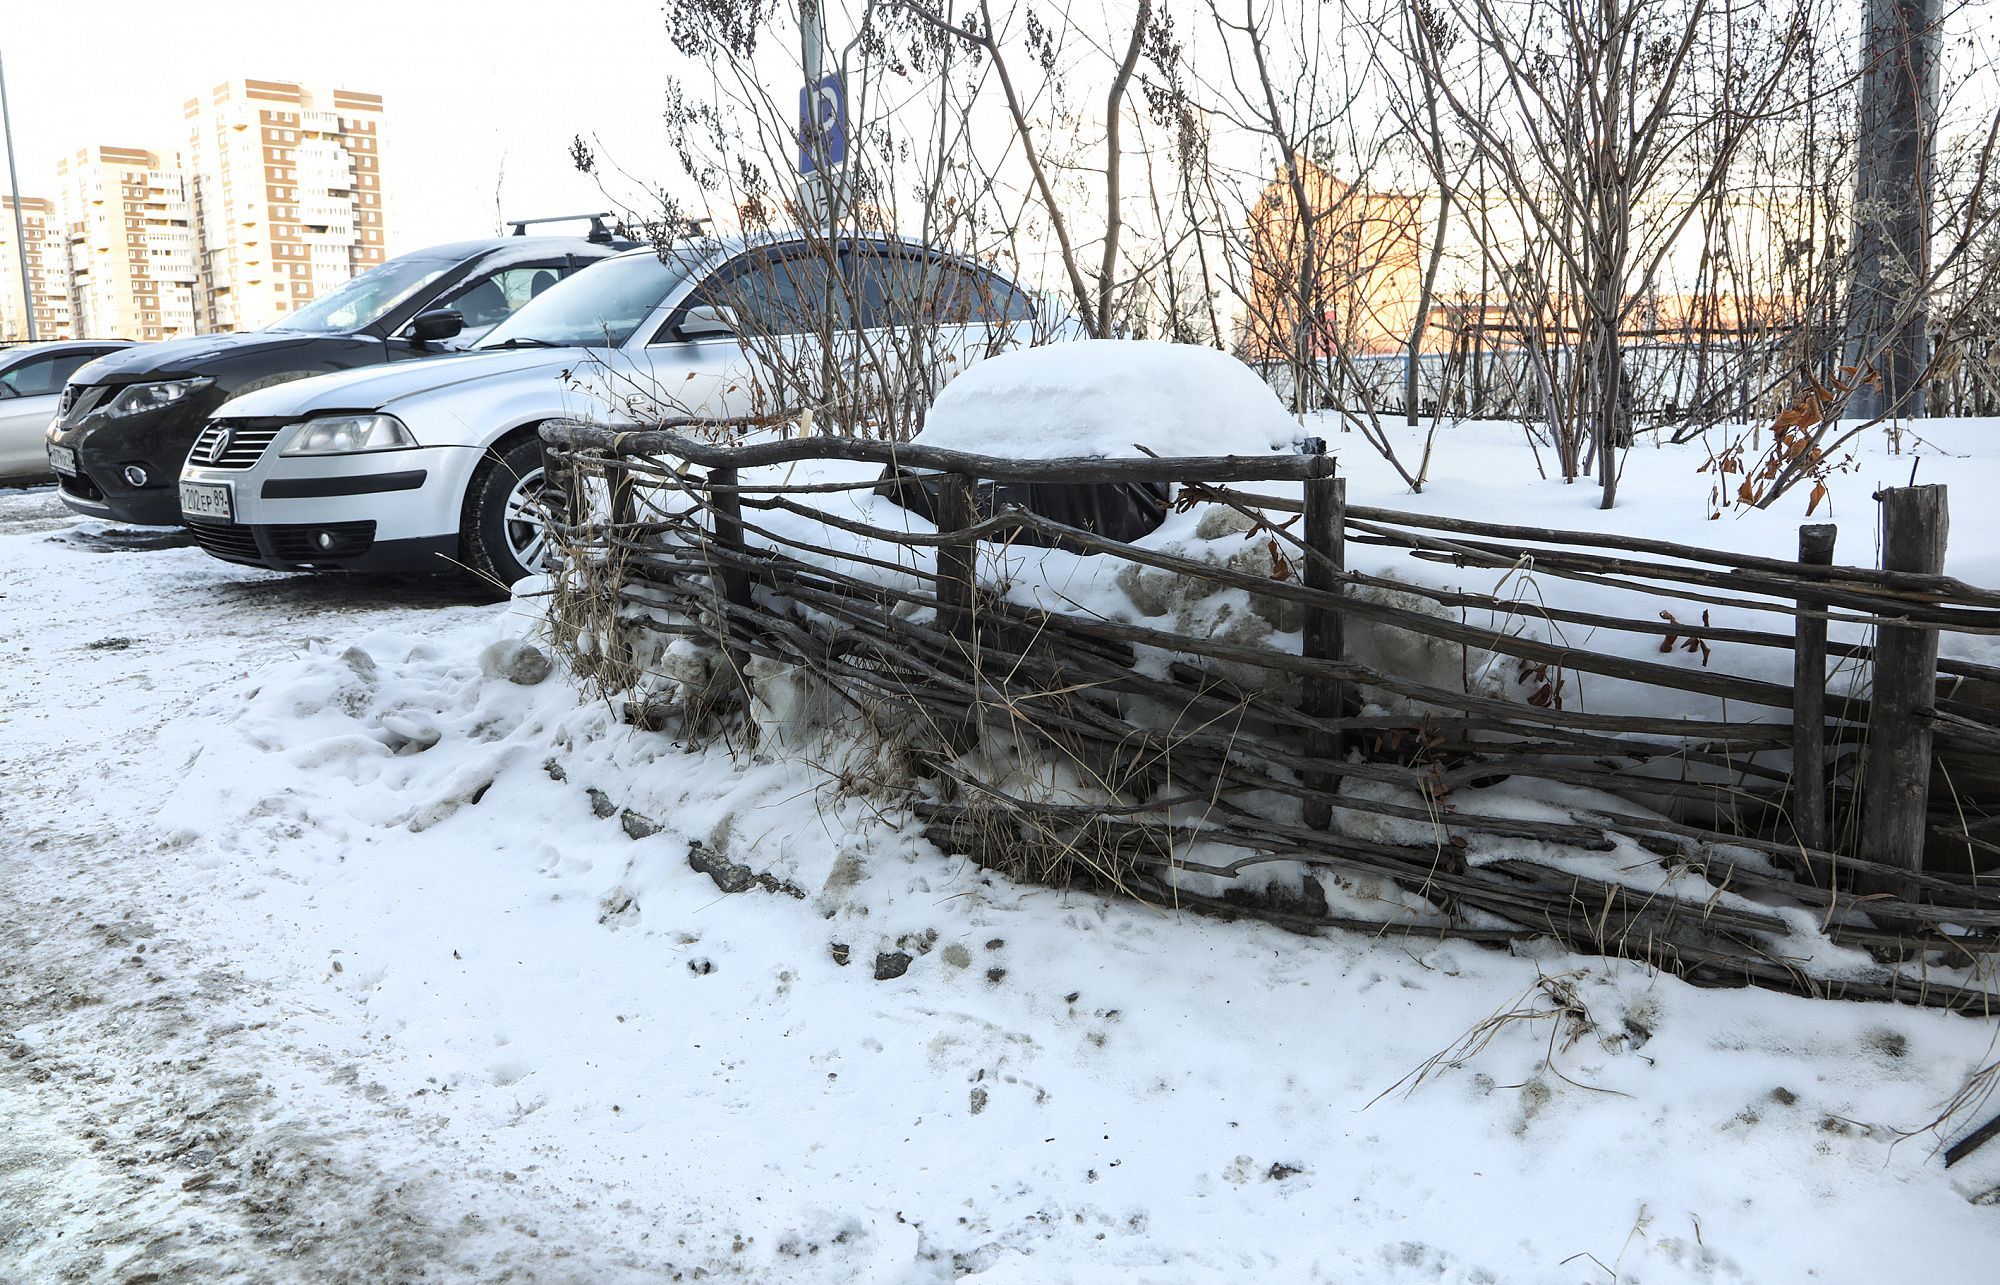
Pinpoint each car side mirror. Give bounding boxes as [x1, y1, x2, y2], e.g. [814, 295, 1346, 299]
[675, 304, 739, 341]
[407, 309, 466, 344]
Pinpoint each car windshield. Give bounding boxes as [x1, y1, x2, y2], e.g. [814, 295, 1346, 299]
[479, 252, 697, 350]
[267, 253, 460, 335]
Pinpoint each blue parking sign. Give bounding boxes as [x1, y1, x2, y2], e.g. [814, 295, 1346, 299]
[799, 74, 847, 175]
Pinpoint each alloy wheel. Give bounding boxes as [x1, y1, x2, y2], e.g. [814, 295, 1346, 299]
[501, 465, 550, 572]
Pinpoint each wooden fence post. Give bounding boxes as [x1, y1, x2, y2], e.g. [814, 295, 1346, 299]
[1792, 523, 1836, 853]
[934, 472, 981, 753]
[603, 457, 638, 672]
[1301, 442, 1345, 830]
[706, 465, 753, 683]
[1864, 485, 1947, 894]
[936, 472, 979, 655]
[705, 465, 752, 613]
[542, 440, 582, 542]
[608, 464, 636, 530]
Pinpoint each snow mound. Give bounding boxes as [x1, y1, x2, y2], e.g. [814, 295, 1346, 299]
[918, 339, 1301, 460]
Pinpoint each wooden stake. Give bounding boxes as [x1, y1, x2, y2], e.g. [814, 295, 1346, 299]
[1302, 443, 1345, 830]
[1793, 524, 1836, 853]
[706, 465, 752, 613]
[935, 473, 978, 653]
[1865, 486, 1947, 893]
[933, 472, 981, 753]
[706, 464, 753, 684]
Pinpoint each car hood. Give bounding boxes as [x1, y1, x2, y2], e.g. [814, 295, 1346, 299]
[75, 331, 339, 385]
[217, 348, 581, 418]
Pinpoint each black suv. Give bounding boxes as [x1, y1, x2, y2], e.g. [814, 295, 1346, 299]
[48, 234, 622, 525]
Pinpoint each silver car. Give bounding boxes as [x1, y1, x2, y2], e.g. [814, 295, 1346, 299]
[180, 234, 1046, 586]
[1, 340, 132, 484]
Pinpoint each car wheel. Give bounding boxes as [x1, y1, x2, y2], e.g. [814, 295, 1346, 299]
[463, 435, 553, 588]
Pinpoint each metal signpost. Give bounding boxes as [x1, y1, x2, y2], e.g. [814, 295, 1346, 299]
[1, 50, 37, 342]
[798, 72, 847, 227]
[798, 4, 846, 229]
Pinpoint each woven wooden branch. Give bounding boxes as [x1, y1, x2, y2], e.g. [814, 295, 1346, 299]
[544, 437, 2000, 1010]
[544, 419, 1321, 484]
[616, 536, 1999, 921]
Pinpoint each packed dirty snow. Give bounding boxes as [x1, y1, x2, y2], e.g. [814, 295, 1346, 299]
[915, 339, 1303, 459]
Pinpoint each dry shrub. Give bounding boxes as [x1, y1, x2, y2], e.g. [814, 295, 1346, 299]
[545, 458, 641, 700]
[1369, 969, 1616, 1106]
[925, 787, 1157, 896]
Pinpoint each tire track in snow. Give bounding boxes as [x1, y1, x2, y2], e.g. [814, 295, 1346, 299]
[0, 488, 639, 1281]
[0, 860, 477, 1282]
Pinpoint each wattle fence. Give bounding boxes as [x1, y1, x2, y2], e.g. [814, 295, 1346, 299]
[541, 419, 2000, 1012]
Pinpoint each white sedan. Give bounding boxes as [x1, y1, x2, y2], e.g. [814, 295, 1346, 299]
[1, 340, 132, 484]
[179, 233, 1044, 587]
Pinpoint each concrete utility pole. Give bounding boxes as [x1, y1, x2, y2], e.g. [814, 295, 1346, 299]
[1, 50, 39, 343]
[801, 5, 827, 229]
[1847, 0, 1941, 420]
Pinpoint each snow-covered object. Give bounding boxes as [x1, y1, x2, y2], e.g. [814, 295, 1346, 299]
[478, 637, 553, 686]
[915, 340, 1301, 460]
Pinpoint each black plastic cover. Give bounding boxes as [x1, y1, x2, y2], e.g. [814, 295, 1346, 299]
[876, 466, 1170, 548]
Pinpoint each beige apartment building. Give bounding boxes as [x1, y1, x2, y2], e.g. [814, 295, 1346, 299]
[184, 79, 387, 331]
[54, 147, 200, 342]
[0, 196, 73, 341]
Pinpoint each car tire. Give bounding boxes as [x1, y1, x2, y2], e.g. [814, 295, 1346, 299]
[462, 434, 553, 589]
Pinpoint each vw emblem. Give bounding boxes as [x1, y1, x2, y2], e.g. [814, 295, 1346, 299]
[207, 428, 234, 463]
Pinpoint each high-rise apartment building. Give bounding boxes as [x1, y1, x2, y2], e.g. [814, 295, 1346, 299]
[0, 196, 73, 340]
[2, 79, 388, 340]
[54, 147, 200, 342]
[184, 79, 387, 332]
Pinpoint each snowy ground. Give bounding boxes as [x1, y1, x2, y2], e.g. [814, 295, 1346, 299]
[4, 420, 2000, 1282]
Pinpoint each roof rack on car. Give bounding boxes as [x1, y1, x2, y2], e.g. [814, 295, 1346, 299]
[507, 212, 619, 245]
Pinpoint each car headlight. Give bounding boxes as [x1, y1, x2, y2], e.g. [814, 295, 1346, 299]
[101, 378, 214, 418]
[280, 413, 419, 455]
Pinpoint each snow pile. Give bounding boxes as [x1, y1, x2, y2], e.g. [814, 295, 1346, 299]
[916, 339, 1302, 459]
[139, 600, 2000, 1283]
[1105, 501, 1489, 707]
[11, 409, 2000, 1280]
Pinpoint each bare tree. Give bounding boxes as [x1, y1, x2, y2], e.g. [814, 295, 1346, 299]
[1411, 0, 1810, 506]
[1196, 0, 1434, 487]
[578, 0, 2000, 509]
[885, 0, 1162, 337]
[1847, 0, 1943, 419]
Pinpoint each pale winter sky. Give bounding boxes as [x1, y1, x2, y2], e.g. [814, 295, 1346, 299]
[2, 0, 698, 253]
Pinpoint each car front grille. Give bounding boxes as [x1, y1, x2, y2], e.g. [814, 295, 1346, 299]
[185, 518, 263, 565]
[58, 470, 105, 502]
[60, 384, 111, 426]
[188, 422, 285, 470]
[185, 519, 379, 567]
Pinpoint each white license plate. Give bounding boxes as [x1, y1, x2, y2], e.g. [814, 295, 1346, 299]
[179, 480, 233, 521]
[48, 444, 77, 475]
